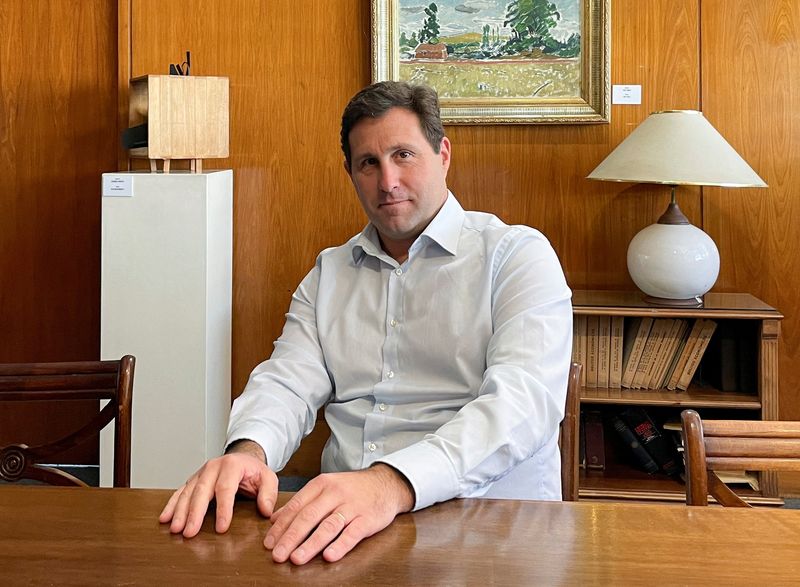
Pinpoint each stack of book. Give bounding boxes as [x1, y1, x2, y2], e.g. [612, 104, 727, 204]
[572, 316, 717, 390]
[611, 407, 682, 476]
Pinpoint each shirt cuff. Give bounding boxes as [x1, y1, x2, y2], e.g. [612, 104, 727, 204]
[376, 441, 461, 511]
[226, 425, 281, 470]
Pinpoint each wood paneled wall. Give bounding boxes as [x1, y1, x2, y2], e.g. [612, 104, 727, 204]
[0, 1, 118, 461]
[5, 1, 792, 484]
[127, 0, 710, 476]
[126, 1, 800, 486]
[700, 0, 800, 492]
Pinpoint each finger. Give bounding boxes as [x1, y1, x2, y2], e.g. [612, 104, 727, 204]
[265, 481, 323, 546]
[168, 477, 198, 534]
[213, 469, 242, 534]
[265, 493, 329, 560]
[182, 473, 220, 538]
[159, 485, 185, 523]
[255, 471, 278, 519]
[289, 510, 349, 565]
[322, 516, 372, 563]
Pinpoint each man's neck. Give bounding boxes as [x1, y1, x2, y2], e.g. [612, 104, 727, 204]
[378, 235, 411, 264]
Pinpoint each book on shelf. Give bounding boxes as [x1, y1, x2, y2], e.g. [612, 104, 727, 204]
[649, 319, 688, 389]
[632, 319, 671, 389]
[621, 317, 654, 388]
[642, 319, 675, 389]
[609, 316, 624, 388]
[659, 320, 691, 390]
[586, 315, 599, 388]
[611, 414, 659, 474]
[583, 410, 605, 470]
[597, 315, 611, 389]
[676, 319, 718, 390]
[619, 407, 681, 476]
[666, 319, 709, 390]
[572, 315, 588, 386]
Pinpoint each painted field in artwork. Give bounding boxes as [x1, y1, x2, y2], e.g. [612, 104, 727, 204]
[399, 58, 580, 99]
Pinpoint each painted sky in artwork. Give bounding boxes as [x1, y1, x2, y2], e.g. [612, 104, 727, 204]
[399, 0, 580, 42]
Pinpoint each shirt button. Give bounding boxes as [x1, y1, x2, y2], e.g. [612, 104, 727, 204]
[390, 319, 398, 328]
[379, 403, 387, 412]
[368, 442, 377, 452]
[394, 268, 403, 276]
[387, 370, 394, 379]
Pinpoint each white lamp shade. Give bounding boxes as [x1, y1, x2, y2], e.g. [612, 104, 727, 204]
[627, 223, 720, 300]
[587, 110, 766, 187]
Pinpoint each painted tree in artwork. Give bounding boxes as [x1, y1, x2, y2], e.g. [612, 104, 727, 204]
[503, 0, 561, 53]
[418, 2, 441, 44]
[481, 24, 490, 48]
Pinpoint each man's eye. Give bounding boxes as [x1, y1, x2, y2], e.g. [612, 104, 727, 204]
[397, 151, 412, 159]
[361, 158, 378, 168]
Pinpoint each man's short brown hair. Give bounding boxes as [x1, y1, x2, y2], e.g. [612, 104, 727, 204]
[341, 81, 445, 169]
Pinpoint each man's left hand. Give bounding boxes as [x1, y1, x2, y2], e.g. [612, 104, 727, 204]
[265, 463, 415, 564]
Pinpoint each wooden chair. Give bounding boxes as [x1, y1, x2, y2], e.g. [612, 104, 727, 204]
[0, 356, 135, 487]
[681, 408, 800, 506]
[559, 362, 582, 501]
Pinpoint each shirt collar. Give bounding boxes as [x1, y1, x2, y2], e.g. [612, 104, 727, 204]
[351, 191, 464, 263]
[418, 191, 463, 256]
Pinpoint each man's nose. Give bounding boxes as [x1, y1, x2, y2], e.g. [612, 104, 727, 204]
[378, 163, 400, 193]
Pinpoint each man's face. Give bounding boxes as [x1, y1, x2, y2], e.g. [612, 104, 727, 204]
[346, 107, 451, 255]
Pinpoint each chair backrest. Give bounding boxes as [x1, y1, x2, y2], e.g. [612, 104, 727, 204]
[559, 362, 582, 501]
[680, 409, 800, 506]
[0, 356, 135, 487]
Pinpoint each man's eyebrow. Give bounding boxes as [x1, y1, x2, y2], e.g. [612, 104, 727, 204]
[353, 143, 413, 161]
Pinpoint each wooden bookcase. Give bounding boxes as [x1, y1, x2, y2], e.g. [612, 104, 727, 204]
[573, 290, 782, 504]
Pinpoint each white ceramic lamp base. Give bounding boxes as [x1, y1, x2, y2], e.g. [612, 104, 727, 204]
[627, 222, 720, 305]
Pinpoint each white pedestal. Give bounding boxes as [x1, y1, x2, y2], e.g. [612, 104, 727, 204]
[100, 170, 232, 488]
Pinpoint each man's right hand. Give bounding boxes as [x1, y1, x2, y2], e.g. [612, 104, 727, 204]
[158, 440, 278, 538]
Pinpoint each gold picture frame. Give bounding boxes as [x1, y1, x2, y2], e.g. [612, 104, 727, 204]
[372, 0, 610, 124]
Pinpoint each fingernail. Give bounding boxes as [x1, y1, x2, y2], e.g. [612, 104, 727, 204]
[295, 548, 305, 561]
[264, 535, 275, 549]
[273, 546, 286, 560]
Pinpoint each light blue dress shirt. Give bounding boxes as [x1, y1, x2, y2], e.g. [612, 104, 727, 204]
[227, 193, 573, 509]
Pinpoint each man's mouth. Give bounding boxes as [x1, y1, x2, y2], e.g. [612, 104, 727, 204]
[379, 199, 409, 208]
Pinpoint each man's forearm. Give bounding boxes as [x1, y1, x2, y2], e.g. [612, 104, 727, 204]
[225, 439, 267, 465]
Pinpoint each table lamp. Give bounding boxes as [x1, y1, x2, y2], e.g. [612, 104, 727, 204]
[587, 110, 767, 306]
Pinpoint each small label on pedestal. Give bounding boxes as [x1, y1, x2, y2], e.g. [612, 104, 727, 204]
[102, 175, 133, 197]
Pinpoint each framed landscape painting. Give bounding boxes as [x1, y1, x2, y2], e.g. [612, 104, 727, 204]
[372, 0, 610, 124]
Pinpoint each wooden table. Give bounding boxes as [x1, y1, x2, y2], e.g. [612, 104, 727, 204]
[2, 486, 800, 585]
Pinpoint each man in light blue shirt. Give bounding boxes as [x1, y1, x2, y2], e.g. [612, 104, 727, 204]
[161, 81, 572, 565]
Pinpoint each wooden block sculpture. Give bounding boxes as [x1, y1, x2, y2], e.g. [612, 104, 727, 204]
[127, 75, 229, 173]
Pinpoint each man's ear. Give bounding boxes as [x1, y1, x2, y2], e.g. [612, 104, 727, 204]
[439, 137, 452, 174]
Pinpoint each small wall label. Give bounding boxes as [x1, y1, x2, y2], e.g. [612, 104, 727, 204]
[612, 85, 642, 105]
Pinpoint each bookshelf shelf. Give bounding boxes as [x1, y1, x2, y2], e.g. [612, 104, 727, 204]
[581, 387, 761, 409]
[572, 290, 782, 503]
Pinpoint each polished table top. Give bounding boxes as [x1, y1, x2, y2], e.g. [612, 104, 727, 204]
[2, 486, 800, 585]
